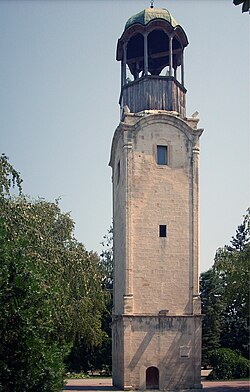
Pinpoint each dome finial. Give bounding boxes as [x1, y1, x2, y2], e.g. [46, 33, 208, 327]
[150, 0, 154, 8]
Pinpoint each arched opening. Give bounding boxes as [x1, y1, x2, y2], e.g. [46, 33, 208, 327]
[146, 367, 159, 390]
[127, 33, 144, 80]
[148, 29, 169, 76]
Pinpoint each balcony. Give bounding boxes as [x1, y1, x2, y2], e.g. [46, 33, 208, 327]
[120, 75, 186, 117]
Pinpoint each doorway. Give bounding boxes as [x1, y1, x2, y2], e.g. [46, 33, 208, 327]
[146, 366, 159, 389]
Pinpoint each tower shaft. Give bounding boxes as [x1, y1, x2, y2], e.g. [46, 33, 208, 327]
[110, 8, 203, 391]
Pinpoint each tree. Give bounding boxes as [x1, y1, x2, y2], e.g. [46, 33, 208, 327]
[65, 225, 113, 375]
[0, 155, 107, 391]
[0, 153, 22, 196]
[201, 210, 250, 368]
[200, 269, 224, 367]
[233, 0, 250, 13]
[213, 210, 249, 358]
[100, 225, 113, 292]
[208, 348, 250, 380]
[97, 225, 113, 373]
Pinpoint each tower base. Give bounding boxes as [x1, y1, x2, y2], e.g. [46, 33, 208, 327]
[112, 315, 202, 391]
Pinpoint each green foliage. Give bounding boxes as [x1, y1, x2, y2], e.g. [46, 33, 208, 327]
[65, 225, 113, 375]
[200, 269, 224, 367]
[201, 210, 250, 370]
[65, 330, 112, 375]
[208, 348, 250, 380]
[214, 211, 249, 319]
[0, 156, 107, 391]
[213, 209, 249, 358]
[0, 153, 22, 197]
[65, 372, 89, 379]
[233, 0, 250, 13]
[100, 225, 113, 292]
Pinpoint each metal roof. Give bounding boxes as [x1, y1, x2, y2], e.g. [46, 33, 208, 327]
[125, 8, 178, 30]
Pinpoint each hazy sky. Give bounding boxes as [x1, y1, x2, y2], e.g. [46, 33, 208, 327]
[1, 0, 249, 272]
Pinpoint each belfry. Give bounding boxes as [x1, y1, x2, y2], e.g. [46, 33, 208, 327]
[109, 6, 203, 391]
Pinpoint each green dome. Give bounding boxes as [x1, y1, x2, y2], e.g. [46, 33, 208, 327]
[125, 8, 178, 30]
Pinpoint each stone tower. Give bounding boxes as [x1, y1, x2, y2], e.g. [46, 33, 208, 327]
[109, 7, 203, 391]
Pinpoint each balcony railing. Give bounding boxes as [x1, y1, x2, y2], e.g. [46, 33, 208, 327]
[120, 75, 186, 117]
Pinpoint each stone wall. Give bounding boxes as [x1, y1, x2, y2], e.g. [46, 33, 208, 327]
[122, 315, 202, 391]
[110, 111, 203, 390]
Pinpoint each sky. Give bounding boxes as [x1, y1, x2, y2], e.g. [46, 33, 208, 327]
[0, 0, 249, 272]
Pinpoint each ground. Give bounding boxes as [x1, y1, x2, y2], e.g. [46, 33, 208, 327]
[63, 377, 250, 392]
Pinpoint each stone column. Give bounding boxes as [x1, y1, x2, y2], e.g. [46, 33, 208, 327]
[123, 137, 134, 314]
[192, 140, 201, 315]
[144, 33, 148, 76]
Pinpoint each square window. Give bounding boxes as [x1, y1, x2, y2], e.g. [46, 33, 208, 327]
[159, 225, 167, 237]
[157, 145, 168, 165]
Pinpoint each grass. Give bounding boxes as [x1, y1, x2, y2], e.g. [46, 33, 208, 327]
[64, 372, 89, 379]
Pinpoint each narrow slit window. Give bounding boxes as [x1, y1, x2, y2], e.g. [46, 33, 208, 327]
[157, 145, 168, 165]
[159, 225, 167, 237]
[117, 161, 120, 184]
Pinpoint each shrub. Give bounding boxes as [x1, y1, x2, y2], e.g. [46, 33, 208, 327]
[208, 348, 250, 380]
[234, 355, 250, 379]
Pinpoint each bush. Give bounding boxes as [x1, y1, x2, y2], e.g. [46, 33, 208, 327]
[234, 355, 250, 379]
[208, 348, 250, 380]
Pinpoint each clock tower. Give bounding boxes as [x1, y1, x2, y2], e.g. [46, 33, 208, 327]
[109, 7, 203, 391]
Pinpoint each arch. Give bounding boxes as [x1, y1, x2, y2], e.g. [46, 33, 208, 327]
[127, 33, 144, 60]
[127, 33, 144, 80]
[148, 29, 169, 75]
[146, 366, 159, 390]
[173, 35, 182, 51]
[132, 114, 195, 143]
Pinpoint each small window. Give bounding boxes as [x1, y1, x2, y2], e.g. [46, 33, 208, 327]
[159, 225, 167, 237]
[117, 161, 120, 184]
[157, 145, 168, 165]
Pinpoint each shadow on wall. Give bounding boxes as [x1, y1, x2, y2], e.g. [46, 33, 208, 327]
[158, 331, 192, 390]
[125, 317, 199, 390]
[128, 330, 155, 370]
